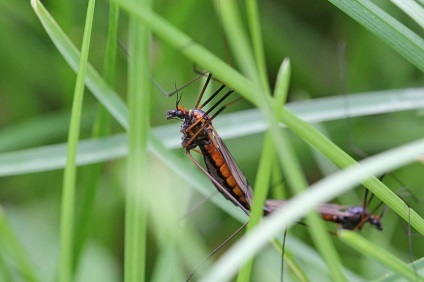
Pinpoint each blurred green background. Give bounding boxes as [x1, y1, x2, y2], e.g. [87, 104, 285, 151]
[0, 0, 423, 281]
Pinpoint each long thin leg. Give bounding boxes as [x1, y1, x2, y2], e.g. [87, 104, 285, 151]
[192, 64, 227, 85]
[185, 150, 250, 216]
[180, 191, 218, 221]
[281, 229, 287, 282]
[194, 73, 213, 109]
[202, 89, 234, 116]
[183, 87, 233, 135]
[361, 189, 369, 223]
[199, 84, 227, 110]
[406, 207, 418, 280]
[185, 222, 249, 281]
[183, 90, 236, 149]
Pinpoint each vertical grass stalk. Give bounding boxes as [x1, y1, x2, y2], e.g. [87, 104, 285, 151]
[72, 1, 119, 273]
[245, 0, 270, 94]
[59, 0, 96, 281]
[237, 58, 291, 280]
[124, 0, 151, 281]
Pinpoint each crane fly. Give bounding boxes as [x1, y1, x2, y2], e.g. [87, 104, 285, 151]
[166, 72, 257, 216]
[165, 72, 386, 232]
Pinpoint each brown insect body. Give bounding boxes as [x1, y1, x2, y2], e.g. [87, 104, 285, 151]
[265, 199, 383, 231]
[167, 106, 254, 214]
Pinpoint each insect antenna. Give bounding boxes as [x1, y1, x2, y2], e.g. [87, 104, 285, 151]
[175, 87, 183, 108]
[151, 72, 208, 98]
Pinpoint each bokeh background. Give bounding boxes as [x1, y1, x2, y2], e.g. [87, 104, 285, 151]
[0, 0, 423, 281]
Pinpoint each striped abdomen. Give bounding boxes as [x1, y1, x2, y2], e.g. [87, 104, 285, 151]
[200, 142, 251, 211]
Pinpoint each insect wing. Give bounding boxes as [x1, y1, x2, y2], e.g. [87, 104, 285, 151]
[208, 129, 254, 207]
[265, 199, 353, 218]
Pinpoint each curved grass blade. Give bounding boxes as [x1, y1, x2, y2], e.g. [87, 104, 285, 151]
[328, 0, 424, 71]
[391, 0, 424, 29]
[338, 230, 424, 282]
[374, 257, 424, 282]
[0, 87, 423, 168]
[0, 208, 38, 282]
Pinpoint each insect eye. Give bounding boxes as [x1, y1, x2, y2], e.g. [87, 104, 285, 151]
[175, 110, 183, 118]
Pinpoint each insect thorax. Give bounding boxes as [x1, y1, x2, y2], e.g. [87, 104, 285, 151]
[180, 109, 213, 150]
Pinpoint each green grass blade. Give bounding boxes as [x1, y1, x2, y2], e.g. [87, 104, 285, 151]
[0, 87, 423, 176]
[272, 42, 344, 282]
[200, 139, 424, 282]
[0, 109, 95, 153]
[101, 1, 120, 86]
[237, 59, 290, 281]
[236, 132, 273, 282]
[0, 208, 38, 282]
[391, 0, 424, 29]
[218, 1, 290, 192]
[328, 0, 424, 71]
[0, 253, 12, 282]
[35, 0, 97, 280]
[272, 58, 291, 105]
[0, 134, 128, 176]
[338, 230, 424, 282]
[72, 1, 119, 273]
[218, 0, 258, 82]
[276, 131, 345, 282]
[125, 0, 151, 280]
[374, 257, 424, 282]
[245, 0, 270, 94]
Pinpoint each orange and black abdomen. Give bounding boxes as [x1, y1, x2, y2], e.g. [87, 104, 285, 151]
[200, 143, 251, 211]
[320, 208, 383, 230]
[321, 213, 337, 223]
